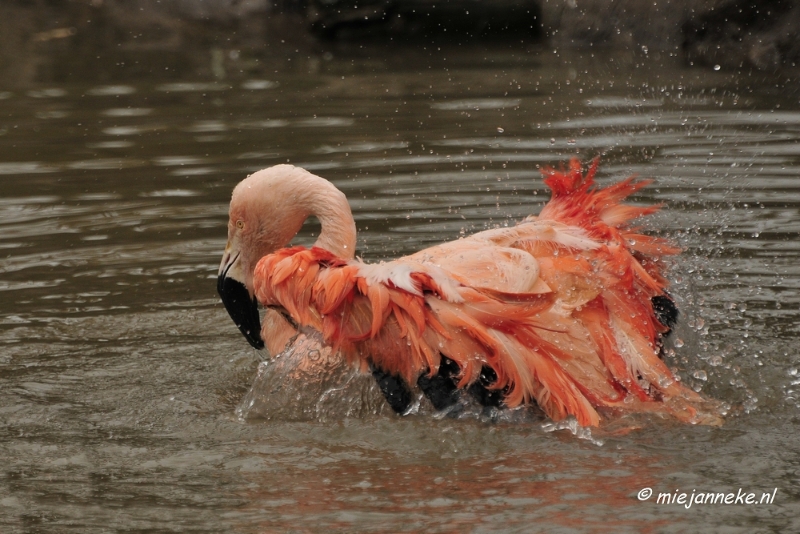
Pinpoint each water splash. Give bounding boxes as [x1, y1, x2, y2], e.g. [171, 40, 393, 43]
[542, 416, 605, 446]
[236, 330, 389, 422]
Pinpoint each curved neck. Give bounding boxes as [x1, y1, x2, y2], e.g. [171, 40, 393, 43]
[306, 184, 357, 259]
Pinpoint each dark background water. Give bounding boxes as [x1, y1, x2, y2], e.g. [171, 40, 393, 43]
[1, 7, 800, 532]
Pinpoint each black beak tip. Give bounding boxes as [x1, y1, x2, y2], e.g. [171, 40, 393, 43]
[239, 324, 265, 350]
[217, 274, 264, 350]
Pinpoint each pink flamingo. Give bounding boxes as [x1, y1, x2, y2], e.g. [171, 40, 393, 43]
[218, 159, 722, 426]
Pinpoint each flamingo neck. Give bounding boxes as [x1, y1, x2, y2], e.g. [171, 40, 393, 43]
[306, 183, 357, 259]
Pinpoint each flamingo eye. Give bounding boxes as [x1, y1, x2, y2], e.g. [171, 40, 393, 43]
[236, 220, 245, 230]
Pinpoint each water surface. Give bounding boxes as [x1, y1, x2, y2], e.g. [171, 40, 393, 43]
[1, 44, 799, 532]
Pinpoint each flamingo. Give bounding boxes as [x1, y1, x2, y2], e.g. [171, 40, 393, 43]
[218, 159, 722, 426]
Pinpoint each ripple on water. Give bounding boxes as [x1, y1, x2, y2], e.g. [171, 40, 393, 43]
[241, 79, 278, 90]
[86, 85, 136, 96]
[102, 125, 150, 136]
[235, 119, 289, 129]
[584, 96, 664, 108]
[67, 158, 146, 170]
[433, 132, 780, 151]
[140, 189, 201, 198]
[35, 110, 69, 119]
[314, 141, 409, 154]
[27, 88, 67, 98]
[345, 152, 551, 171]
[152, 156, 208, 166]
[170, 167, 216, 176]
[0, 280, 65, 292]
[431, 98, 521, 110]
[156, 82, 229, 92]
[86, 141, 135, 149]
[0, 195, 60, 207]
[185, 120, 228, 133]
[0, 162, 56, 175]
[101, 108, 153, 117]
[552, 110, 800, 129]
[72, 193, 122, 201]
[294, 117, 355, 127]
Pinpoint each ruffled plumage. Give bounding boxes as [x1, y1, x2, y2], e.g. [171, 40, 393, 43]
[250, 159, 721, 426]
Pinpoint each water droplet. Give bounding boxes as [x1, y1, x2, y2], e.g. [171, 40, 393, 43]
[497, 127, 504, 133]
[658, 376, 674, 388]
[674, 338, 685, 348]
[713, 64, 721, 71]
[692, 370, 708, 381]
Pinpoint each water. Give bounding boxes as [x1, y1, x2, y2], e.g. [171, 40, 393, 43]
[1, 41, 799, 532]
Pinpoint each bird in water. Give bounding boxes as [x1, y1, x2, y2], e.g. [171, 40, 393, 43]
[218, 159, 722, 427]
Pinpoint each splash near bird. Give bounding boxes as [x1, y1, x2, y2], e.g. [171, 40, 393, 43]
[218, 159, 722, 426]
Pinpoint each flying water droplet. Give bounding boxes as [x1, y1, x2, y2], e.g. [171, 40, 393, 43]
[692, 370, 708, 381]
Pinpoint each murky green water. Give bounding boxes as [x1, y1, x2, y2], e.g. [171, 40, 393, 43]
[1, 42, 799, 532]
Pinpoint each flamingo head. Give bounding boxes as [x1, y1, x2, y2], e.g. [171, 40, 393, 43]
[217, 165, 317, 349]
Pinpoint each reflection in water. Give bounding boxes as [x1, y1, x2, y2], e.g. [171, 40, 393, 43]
[234, 431, 660, 531]
[0, 35, 798, 531]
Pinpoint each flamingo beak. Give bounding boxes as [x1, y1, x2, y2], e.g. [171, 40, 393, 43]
[217, 244, 264, 350]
